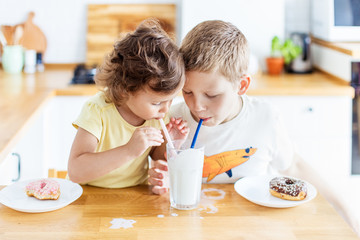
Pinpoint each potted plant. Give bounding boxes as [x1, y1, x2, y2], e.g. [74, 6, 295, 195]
[266, 36, 302, 75]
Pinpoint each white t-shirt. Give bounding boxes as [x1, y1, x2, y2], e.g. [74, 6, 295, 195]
[170, 95, 293, 184]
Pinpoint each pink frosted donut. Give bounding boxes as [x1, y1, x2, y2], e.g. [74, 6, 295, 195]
[25, 179, 60, 200]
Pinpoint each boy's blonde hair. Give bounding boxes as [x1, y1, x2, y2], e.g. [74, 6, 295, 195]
[95, 18, 185, 106]
[180, 20, 249, 82]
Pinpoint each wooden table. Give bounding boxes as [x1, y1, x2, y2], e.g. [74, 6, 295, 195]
[0, 184, 358, 239]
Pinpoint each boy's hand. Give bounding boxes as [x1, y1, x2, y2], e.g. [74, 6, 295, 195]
[126, 127, 164, 157]
[148, 160, 169, 195]
[167, 117, 189, 141]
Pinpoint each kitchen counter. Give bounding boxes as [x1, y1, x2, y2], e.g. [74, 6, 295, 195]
[0, 66, 354, 162]
[0, 183, 357, 239]
[248, 72, 354, 96]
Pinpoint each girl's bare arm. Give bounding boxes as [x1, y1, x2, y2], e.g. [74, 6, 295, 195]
[68, 127, 163, 183]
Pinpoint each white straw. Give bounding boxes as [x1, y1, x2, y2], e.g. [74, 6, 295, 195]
[159, 119, 175, 149]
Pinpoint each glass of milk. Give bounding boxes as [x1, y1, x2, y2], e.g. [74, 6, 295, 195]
[167, 139, 204, 210]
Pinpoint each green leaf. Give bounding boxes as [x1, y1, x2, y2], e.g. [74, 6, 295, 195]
[270, 36, 302, 63]
[271, 36, 282, 55]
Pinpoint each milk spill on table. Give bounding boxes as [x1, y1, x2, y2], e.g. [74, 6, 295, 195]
[199, 188, 226, 213]
[109, 218, 136, 229]
[168, 148, 204, 208]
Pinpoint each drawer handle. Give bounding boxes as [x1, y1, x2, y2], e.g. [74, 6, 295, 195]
[11, 152, 21, 182]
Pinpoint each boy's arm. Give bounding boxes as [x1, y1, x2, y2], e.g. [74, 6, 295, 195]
[148, 159, 169, 195]
[68, 127, 163, 183]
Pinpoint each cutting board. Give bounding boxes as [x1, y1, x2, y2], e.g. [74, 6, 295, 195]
[19, 12, 47, 53]
[86, 4, 176, 66]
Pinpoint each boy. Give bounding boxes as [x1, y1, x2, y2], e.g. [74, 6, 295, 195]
[150, 20, 294, 191]
[148, 22, 356, 234]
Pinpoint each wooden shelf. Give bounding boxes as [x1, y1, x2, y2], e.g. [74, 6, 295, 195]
[312, 37, 360, 58]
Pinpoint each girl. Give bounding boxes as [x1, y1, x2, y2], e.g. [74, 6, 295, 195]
[68, 19, 188, 188]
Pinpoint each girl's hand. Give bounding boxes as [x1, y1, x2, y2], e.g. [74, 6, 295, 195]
[126, 127, 164, 157]
[148, 159, 169, 195]
[166, 117, 189, 141]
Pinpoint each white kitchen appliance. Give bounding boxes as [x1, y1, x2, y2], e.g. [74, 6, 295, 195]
[311, 0, 360, 42]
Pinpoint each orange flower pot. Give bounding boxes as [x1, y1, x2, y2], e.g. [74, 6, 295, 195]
[266, 57, 284, 75]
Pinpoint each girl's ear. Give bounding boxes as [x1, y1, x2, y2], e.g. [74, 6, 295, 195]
[238, 75, 251, 95]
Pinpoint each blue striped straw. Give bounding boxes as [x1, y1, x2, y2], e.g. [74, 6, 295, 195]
[190, 119, 203, 148]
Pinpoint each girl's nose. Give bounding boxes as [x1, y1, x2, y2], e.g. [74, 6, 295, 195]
[159, 101, 171, 114]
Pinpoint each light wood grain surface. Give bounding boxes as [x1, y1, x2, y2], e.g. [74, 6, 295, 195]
[0, 184, 358, 239]
[248, 71, 354, 96]
[312, 37, 360, 57]
[0, 67, 354, 164]
[86, 4, 176, 66]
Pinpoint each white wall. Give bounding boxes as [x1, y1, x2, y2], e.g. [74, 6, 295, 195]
[0, 0, 309, 70]
[284, 0, 311, 37]
[0, 0, 178, 64]
[181, 0, 285, 71]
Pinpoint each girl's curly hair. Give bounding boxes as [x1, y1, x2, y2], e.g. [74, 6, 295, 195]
[95, 18, 185, 106]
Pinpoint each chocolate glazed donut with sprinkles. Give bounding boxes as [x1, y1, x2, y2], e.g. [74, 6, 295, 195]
[269, 177, 307, 201]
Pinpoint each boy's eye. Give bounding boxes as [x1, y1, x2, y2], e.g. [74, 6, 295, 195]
[152, 102, 161, 106]
[206, 94, 218, 98]
[182, 90, 192, 95]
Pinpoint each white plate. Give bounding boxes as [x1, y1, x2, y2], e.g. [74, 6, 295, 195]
[0, 178, 83, 213]
[234, 175, 317, 208]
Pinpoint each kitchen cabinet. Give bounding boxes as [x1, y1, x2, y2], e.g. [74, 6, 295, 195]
[43, 96, 89, 172]
[0, 96, 88, 185]
[257, 95, 352, 179]
[0, 110, 46, 185]
[0, 153, 20, 185]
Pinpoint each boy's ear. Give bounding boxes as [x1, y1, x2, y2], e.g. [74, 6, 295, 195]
[238, 75, 251, 95]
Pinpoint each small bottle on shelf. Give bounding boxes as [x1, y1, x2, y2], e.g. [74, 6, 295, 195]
[36, 52, 44, 72]
[24, 49, 36, 74]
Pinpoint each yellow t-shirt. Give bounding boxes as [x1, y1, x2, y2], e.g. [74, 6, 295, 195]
[73, 91, 167, 188]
